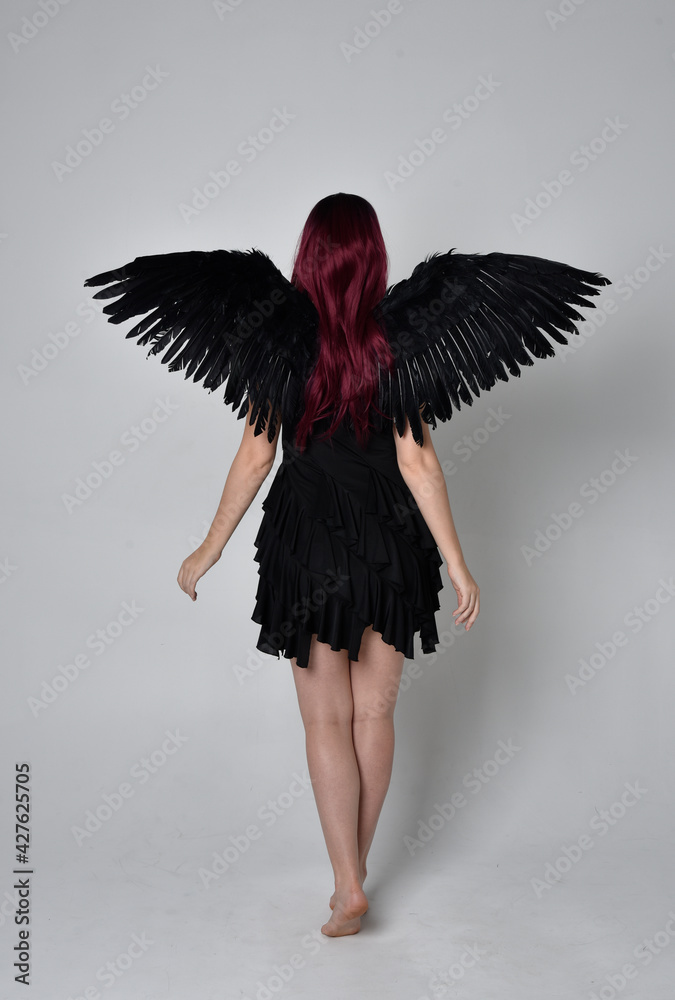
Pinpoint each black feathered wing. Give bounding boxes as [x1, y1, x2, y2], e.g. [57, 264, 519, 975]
[371, 250, 611, 445]
[84, 248, 320, 442]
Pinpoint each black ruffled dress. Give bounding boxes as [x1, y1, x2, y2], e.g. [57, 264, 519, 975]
[251, 408, 444, 668]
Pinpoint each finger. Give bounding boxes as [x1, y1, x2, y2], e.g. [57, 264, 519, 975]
[456, 596, 476, 624]
[454, 593, 472, 615]
[466, 595, 480, 629]
[177, 567, 196, 600]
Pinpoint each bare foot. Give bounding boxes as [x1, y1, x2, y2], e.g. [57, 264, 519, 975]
[330, 862, 367, 911]
[321, 887, 369, 937]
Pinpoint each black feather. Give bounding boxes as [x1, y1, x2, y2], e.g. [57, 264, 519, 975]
[85, 246, 610, 448]
[84, 249, 320, 442]
[372, 250, 611, 444]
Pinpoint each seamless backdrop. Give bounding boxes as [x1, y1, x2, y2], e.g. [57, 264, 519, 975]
[1, 1, 674, 998]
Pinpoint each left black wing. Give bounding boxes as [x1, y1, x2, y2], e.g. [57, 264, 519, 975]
[371, 250, 611, 445]
[84, 248, 320, 441]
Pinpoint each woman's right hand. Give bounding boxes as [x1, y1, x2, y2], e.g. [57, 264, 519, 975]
[447, 561, 480, 631]
[177, 541, 223, 601]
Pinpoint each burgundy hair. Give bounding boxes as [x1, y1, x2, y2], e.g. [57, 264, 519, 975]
[290, 193, 395, 452]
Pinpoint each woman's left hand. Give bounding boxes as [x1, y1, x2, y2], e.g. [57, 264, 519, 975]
[177, 541, 223, 600]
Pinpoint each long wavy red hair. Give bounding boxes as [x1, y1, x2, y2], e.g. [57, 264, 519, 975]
[290, 193, 395, 452]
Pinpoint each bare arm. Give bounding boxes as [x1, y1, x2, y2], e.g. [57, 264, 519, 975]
[201, 449, 273, 554]
[394, 406, 480, 630]
[177, 399, 280, 600]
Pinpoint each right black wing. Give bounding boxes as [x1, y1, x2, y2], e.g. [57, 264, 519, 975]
[372, 250, 611, 445]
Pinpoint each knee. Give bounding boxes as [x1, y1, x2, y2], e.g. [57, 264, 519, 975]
[353, 691, 398, 723]
[303, 711, 353, 731]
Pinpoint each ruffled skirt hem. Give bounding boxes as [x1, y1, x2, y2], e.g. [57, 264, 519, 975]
[250, 460, 444, 669]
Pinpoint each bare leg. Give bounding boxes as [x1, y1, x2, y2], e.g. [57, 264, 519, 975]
[352, 625, 405, 880]
[329, 624, 405, 908]
[290, 636, 369, 937]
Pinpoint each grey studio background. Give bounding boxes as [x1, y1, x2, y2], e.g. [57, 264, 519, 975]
[2, 1, 674, 998]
